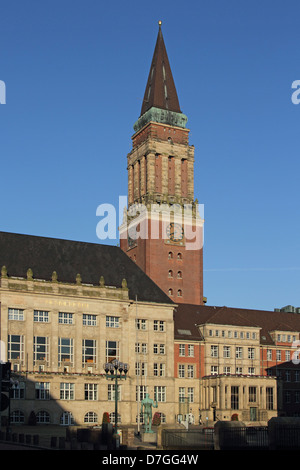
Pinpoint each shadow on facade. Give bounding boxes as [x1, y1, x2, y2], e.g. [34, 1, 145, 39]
[268, 361, 300, 417]
[6, 372, 81, 427]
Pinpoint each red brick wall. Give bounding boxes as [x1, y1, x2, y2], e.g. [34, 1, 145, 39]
[121, 218, 203, 305]
[132, 122, 190, 147]
[174, 342, 206, 378]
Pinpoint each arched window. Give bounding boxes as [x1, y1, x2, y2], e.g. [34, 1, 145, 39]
[177, 271, 182, 279]
[36, 410, 50, 424]
[168, 252, 173, 259]
[168, 288, 173, 296]
[177, 289, 182, 297]
[168, 270, 173, 278]
[158, 412, 167, 423]
[60, 411, 74, 426]
[84, 411, 98, 424]
[177, 253, 182, 260]
[109, 412, 121, 424]
[10, 410, 25, 424]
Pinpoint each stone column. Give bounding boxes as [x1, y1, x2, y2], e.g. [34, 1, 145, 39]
[128, 165, 134, 204]
[146, 153, 155, 195]
[134, 160, 140, 201]
[220, 382, 226, 412]
[161, 154, 168, 195]
[174, 158, 181, 197]
[140, 156, 146, 197]
[187, 159, 194, 200]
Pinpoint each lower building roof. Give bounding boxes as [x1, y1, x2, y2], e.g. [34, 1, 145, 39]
[0, 231, 174, 305]
[174, 303, 300, 345]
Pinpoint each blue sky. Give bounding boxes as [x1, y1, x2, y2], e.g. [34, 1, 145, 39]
[0, 0, 299, 311]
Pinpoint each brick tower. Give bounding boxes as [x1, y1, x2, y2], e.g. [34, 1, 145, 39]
[120, 22, 204, 305]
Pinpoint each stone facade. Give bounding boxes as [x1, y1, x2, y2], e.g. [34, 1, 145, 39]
[0, 270, 175, 427]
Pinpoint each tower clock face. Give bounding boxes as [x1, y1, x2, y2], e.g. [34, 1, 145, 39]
[166, 223, 184, 242]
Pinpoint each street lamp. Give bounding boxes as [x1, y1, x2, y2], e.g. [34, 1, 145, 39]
[103, 359, 129, 446]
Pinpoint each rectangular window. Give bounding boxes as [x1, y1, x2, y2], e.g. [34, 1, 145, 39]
[60, 383, 75, 400]
[211, 345, 218, 357]
[135, 343, 147, 354]
[34, 310, 49, 322]
[136, 385, 148, 402]
[8, 335, 24, 363]
[35, 382, 50, 400]
[83, 314, 97, 326]
[276, 350, 282, 361]
[179, 344, 185, 356]
[34, 336, 49, 364]
[223, 346, 231, 358]
[59, 312, 73, 324]
[248, 348, 255, 360]
[236, 347, 243, 359]
[106, 340, 119, 363]
[106, 316, 119, 328]
[108, 384, 121, 401]
[266, 387, 274, 410]
[267, 349, 272, 360]
[135, 362, 147, 376]
[8, 308, 24, 321]
[249, 386, 257, 403]
[154, 343, 165, 355]
[11, 381, 25, 399]
[154, 320, 165, 332]
[136, 319, 147, 330]
[231, 386, 239, 410]
[188, 387, 194, 403]
[187, 365, 194, 378]
[85, 383, 98, 400]
[179, 364, 185, 378]
[179, 387, 185, 403]
[82, 339, 96, 365]
[58, 338, 73, 365]
[188, 345, 194, 357]
[154, 386, 166, 402]
[154, 363, 165, 377]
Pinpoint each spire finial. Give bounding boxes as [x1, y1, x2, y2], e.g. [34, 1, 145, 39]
[158, 20, 162, 28]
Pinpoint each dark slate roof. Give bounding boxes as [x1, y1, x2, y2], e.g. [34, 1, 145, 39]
[174, 304, 300, 345]
[0, 231, 173, 305]
[140, 23, 181, 116]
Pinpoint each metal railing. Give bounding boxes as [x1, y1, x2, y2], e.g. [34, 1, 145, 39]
[219, 426, 268, 450]
[161, 428, 214, 450]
